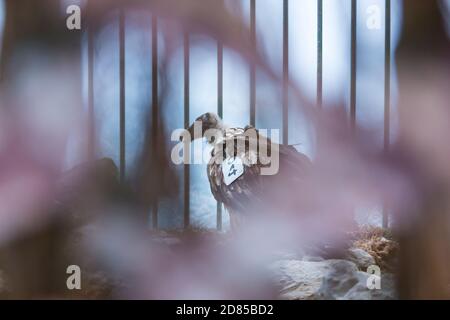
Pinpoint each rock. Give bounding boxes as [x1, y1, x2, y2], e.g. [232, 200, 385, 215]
[270, 260, 330, 300]
[271, 259, 397, 300]
[272, 250, 303, 261]
[343, 273, 397, 300]
[346, 248, 376, 270]
[316, 260, 359, 299]
[302, 255, 325, 262]
[317, 260, 396, 300]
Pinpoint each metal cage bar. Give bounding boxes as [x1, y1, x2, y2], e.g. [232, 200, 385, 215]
[317, 0, 323, 109]
[217, 41, 223, 231]
[282, 0, 289, 145]
[87, 13, 95, 161]
[151, 15, 159, 229]
[119, 9, 126, 183]
[184, 32, 190, 229]
[250, 0, 256, 127]
[383, 0, 391, 228]
[86, 3, 395, 231]
[350, 0, 357, 130]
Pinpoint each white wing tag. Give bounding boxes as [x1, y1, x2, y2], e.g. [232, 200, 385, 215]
[222, 157, 244, 186]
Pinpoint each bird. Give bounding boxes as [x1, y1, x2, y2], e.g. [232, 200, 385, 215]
[185, 112, 312, 230]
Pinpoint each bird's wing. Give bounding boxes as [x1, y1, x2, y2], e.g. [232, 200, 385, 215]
[207, 129, 311, 214]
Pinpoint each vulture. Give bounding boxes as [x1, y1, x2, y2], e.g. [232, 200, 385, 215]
[186, 112, 312, 230]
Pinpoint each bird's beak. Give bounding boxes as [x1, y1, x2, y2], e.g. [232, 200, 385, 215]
[180, 122, 197, 142]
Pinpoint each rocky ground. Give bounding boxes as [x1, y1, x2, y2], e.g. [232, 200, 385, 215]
[0, 225, 398, 299]
[149, 226, 399, 300]
[270, 227, 398, 300]
[270, 256, 396, 300]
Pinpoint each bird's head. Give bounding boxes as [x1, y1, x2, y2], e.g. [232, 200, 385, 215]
[184, 112, 225, 143]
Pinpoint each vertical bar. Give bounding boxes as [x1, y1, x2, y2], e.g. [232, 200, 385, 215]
[87, 14, 95, 161]
[250, 0, 256, 127]
[119, 9, 126, 183]
[317, 0, 323, 108]
[184, 32, 190, 229]
[350, 0, 357, 130]
[151, 15, 159, 229]
[217, 42, 223, 231]
[383, 0, 391, 228]
[283, 0, 289, 145]
[217, 43, 223, 119]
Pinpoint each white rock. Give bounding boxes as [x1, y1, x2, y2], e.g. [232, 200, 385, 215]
[270, 259, 350, 300]
[271, 259, 397, 300]
[346, 248, 376, 270]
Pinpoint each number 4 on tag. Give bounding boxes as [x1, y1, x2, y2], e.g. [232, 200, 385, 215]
[222, 157, 244, 186]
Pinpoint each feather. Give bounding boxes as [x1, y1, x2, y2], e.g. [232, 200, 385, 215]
[204, 119, 312, 218]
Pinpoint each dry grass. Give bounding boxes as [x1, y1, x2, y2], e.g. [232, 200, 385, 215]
[351, 226, 398, 272]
